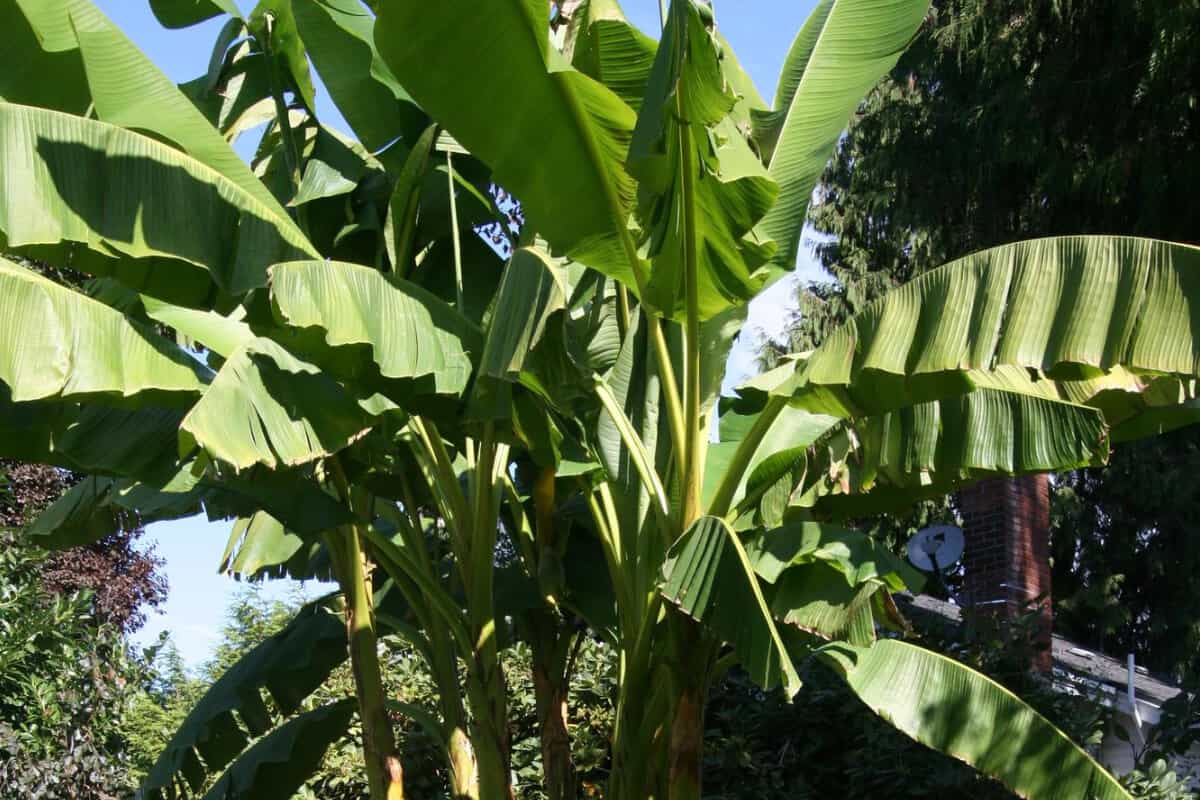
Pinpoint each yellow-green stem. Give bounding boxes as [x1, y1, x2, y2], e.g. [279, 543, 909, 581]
[260, 16, 308, 238]
[464, 425, 514, 799]
[679, 115, 702, 529]
[329, 460, 404, 800]
[706, 395, 787, 519]
[616, 284, 632, 341]
[650, 318, 689, 491]
[446, 151, 466, 313]
[345, 527, 406, 800]
[672, 12, 710, 796]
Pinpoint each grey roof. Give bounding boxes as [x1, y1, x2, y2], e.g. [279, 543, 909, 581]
[893, 593, 1181, 710]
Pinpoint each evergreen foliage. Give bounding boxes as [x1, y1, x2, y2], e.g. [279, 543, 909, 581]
[770, 0, 1200, 679]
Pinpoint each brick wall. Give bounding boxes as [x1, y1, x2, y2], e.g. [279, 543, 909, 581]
[958, 474, 1052, 671]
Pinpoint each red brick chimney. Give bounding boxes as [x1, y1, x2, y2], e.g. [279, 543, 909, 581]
[958, 474, 1053, 671]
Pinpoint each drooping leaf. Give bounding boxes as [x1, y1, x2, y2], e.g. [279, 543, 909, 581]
[0, 394, 189, 481]
[143, 602, 349, 798]
[659, 515, 801, 696]
[200, 464, 352, 536]
[141, 296, 255, 358]
[733, 379, 1116, 519]
[0, 256, 208, 403]
[375, 0, 644, 290]
[0, 1, 90, 114]
[384, 123, 438, 272]
[471, 246, 571, 418]
[181, 336, 396, 470]
[565, 0, 657, 112]
[628, 0, 778, 320]
[218, 510, 331, 581]
[291, 0, 426, 159]
[24, 476, 137, 547]
[0, 102, 316, 303]
[778, 237, 1200, 419]
[824, 640, 1132, 800]
[17, 0, 289, 215]
[25, 474, 199, 549]
[764, 560, 879, 644]
[196, 700, 354, 800]
[851, 387, 1108, 499]
[746, 521, 921, 591]
[757, 0, 930, 276]
[268, 259, 478, 398]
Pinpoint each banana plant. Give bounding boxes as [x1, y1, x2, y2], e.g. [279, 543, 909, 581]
[7, 1, 1200, 799]
[373, 1, 1200, 798]
[0, 0, 523, 798]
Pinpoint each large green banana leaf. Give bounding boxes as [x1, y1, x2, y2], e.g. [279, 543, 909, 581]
[200, 464, 353, 536]
[627, 0, 778, 320]
[267, 259, 478, 399]
[805, 383, 1109, 514]
[764, 560, 879, 645]
[702, 397, 840, 516]
[143, 600, 349, 798]
[746, 521, 920, 590]
[0, 102, 316, 303]
[0, 399, 188, 481]
[196, 700, 352, 800]
[180, 34, 276, 144]
[180, 336, 397, 470]
[196, 700, 355, 800]
[142, 296, 256, 358]
[0, 315, 355, 532]
[659, 515, 801, 696]
[14, 0, 288, 216]
[824, 640, 1132, 800]
[565, 0, 658, 112]
[595, 312, 667, 549]
[777, 237, 1200, 418]
[711, 362, 1123, 523]
[218, 510, 331, 581]
[375, 0, 644, 291]
[0, 256, 207, 402]
[741, 522, 917, 644]
[0, 1, 90, 114]
[291, 0, 426, 160]
[820, 387, 1110, 514]
[757, 0, 930, 277]
[476, 248, 570, 383]
[471, 246, 572, 420]
[22, 455, 352, 546]
[25, 474, 200, 549]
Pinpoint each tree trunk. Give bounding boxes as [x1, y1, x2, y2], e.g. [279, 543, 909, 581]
[527, 463, 576, 798]
[533, 652, 576, 800]
[666, 613, 711, 800]
[667, 686, 704, 800]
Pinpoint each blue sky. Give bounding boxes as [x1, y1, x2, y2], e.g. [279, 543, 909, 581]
[100, 0, 827, 667]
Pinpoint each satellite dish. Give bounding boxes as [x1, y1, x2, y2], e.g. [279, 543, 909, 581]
[907, 525, 964, 572]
